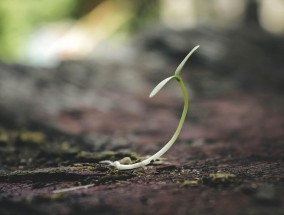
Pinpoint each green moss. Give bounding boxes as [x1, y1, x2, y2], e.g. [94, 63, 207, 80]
[203, 173, 237, 187]
[180, 179, 201, 187]
[0, 133, 9, 145]
[18, 131, 46, 144]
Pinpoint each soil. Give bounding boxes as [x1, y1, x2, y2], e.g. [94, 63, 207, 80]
[0, 25, 283, 215]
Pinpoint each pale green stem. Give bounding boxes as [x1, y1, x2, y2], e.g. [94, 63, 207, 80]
[100, 45, 199, 170]
[106, 76, 188, 170]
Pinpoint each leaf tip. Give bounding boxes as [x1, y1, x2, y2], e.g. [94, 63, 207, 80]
[174, 45, 200, 76]
[149, 76, 175, 98]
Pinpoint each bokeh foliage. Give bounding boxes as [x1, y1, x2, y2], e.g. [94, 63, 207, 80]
[0, 0, 76, 60]
[0, 0, 160, 62]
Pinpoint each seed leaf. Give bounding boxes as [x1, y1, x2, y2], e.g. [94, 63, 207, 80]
[149, 76, 175, 98]
[175, 45, 200, 76]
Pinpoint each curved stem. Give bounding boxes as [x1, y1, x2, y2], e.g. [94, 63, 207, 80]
[110, 76, 188, 170]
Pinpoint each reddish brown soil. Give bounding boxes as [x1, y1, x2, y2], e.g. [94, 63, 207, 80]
[0, 90, 283, 215]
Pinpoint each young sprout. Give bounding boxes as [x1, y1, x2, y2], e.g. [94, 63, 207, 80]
[101, 45, 200, 170]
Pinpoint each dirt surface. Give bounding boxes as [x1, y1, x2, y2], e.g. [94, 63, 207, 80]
[0, 26, 284, 215]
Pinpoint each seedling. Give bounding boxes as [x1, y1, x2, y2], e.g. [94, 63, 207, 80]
[101, 45, 200, 170]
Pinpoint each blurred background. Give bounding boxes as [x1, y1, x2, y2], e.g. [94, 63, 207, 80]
[0, 0, 284, 65]
[0, 0, 284, 135]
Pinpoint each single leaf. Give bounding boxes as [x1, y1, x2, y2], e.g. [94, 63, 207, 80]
[149, 76, 175, 98]
[175, 45, 200, 76]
